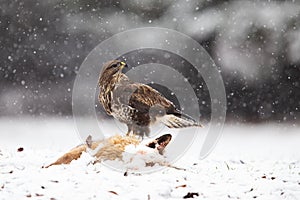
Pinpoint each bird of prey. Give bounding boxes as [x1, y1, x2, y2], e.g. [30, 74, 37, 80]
[98, 60, 202, 137]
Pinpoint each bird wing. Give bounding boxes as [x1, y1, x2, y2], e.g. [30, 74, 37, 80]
[131, 83, 174, 111]
[114, 82, 175, 113]
[128, 83, 202, 127]
[114, 81, 201, 124]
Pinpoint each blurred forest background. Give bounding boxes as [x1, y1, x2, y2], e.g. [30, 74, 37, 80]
[0, 0, 299, 124]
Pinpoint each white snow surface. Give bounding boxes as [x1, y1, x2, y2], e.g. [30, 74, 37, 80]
[0, 118, 300, 200]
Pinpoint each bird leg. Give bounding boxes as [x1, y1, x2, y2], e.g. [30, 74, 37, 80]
[126, 125, 133, 136]
[131, 125, 150, 139]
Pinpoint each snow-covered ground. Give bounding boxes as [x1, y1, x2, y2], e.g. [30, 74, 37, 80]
[0, 118, 300, 200]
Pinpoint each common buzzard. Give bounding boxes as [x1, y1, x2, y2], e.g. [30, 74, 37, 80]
[98, 60, 202, 137]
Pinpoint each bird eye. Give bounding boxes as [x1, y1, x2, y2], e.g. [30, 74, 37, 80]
[108, 63, 118, 69]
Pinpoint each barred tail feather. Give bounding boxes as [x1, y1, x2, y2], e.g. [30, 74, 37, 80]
[161, 114, 203, 129]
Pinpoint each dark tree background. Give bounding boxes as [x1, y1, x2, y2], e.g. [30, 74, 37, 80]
[0, 0, 299, 124]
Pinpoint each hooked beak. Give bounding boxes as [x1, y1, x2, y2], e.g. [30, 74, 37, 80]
[119, 61, 128, 70]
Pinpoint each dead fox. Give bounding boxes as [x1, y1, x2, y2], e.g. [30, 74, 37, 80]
[45, 134, 172, 168]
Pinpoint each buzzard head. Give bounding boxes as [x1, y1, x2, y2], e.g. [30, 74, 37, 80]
[99, 60, 128, 91]
[100, 60, 128, 78]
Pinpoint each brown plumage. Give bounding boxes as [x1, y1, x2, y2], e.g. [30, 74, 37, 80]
[98, 60, 202, 137]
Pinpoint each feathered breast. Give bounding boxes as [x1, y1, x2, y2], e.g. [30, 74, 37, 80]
[98, 72, 129, 115]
